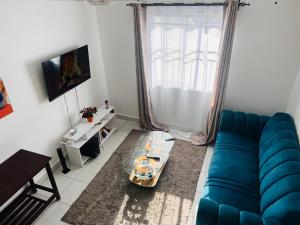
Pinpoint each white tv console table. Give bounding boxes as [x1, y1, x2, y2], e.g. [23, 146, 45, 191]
[62, 106, 117, 167]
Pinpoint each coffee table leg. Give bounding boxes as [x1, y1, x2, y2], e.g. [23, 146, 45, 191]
[45, 163, 61, 200]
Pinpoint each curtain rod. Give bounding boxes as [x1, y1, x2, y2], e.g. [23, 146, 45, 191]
[127, 1, 250, 8]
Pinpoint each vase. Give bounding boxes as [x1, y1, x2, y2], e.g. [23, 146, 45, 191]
[87, 116, 93, 123]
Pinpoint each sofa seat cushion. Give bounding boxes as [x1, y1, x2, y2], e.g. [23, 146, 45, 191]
[209, 132, 260, 189]
[203, 131, 261, 213]
[216, 131, 258, 153]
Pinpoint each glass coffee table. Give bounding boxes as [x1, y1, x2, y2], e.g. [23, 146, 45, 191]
[122, 131, 174, 187]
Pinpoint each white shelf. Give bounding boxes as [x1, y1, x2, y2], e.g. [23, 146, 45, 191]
[81, 155, 90, 165]
[63, 106, 114, 141]
[100, 127, 117, 145]
[63, 105, 117, 168]
[68, 113, 116, 149]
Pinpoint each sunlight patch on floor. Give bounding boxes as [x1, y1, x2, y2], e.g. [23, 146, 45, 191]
[113, 192, 192, 225]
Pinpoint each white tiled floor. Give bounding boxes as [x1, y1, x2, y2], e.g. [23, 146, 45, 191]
[33, 119, 213, 225]
[187, 146, 214, 225]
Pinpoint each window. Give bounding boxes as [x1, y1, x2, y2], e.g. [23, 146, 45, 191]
[147, 6, 223, 93]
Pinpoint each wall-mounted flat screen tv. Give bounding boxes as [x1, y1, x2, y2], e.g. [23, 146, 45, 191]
[42, 45, 91, 102]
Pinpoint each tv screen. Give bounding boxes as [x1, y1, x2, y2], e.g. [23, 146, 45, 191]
[42, 45, 91, 102]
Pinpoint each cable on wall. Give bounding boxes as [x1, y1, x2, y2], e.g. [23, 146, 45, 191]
[75, 87, 81, 122]
[63, 94, 73, 129]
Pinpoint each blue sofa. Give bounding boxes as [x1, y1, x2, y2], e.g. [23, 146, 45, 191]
[196, 110, 300, 225]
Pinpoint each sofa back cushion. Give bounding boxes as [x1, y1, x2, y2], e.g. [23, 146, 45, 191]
[220, 110, 270, 139]
[259, 113, 300, 225]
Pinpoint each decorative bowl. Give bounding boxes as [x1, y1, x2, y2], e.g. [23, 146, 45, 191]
[133, 156, 158, 180]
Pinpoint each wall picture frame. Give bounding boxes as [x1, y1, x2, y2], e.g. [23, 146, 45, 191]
[0, 78, 13, 119]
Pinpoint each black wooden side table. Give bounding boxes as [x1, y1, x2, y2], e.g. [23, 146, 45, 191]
[0, 149, 60, 225]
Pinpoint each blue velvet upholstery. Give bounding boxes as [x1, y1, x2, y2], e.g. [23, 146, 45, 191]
[196, 110, 300, 225]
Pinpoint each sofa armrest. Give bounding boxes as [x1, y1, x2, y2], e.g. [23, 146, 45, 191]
[219, 110, 270, 139]
[196, 198, 283, 225]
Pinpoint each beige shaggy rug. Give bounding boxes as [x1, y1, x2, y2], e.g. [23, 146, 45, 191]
[62, 130, 206, 225]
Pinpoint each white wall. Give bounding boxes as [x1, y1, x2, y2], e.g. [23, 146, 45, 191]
[96, 0, 300, 118]
[287, 69, 300, 134]
[0, 1, 108, 165]
[97, 4, 139, 118]
[225, 0, 300, 115]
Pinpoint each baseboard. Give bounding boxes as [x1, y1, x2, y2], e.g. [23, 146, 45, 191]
[116, 113, 139, 123]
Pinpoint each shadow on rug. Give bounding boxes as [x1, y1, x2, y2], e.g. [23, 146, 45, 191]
[62, 130, 206, 225]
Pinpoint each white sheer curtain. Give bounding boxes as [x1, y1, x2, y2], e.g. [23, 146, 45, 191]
[146, 6, 223, 131]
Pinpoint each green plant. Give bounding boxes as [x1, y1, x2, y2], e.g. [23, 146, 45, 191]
[80, 107, 97, 118]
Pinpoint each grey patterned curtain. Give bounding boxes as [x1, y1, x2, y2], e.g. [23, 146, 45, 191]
[133, 4, 166, 131]
[192, 0, 239, 145]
